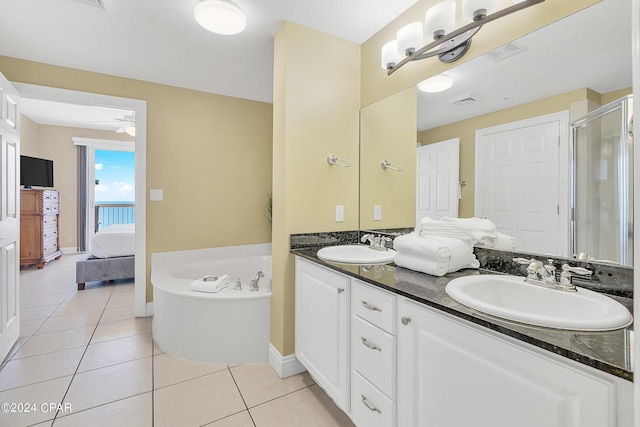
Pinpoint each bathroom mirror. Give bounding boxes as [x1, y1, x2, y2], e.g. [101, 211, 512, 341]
[360, 0, 633, 263]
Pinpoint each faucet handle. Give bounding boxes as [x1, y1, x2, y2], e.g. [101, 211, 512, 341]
[361, 233, 374, 243]
[561, 264, 593, 277]
[512, 257, 534, 265]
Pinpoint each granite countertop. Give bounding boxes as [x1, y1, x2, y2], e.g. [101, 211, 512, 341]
[292, 247, 634, 382]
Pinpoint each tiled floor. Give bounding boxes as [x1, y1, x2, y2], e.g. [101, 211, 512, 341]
[1, 254, 355, 427]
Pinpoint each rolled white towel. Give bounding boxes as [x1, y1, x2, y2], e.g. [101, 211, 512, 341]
[190, 274, 230, 293]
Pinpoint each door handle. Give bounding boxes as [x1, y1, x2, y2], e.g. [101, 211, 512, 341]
[401, 316, 411, 326]
[337, 288, 345, 294]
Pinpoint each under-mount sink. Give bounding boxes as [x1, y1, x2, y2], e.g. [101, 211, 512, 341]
[445, 274, 633, 331]
[317, 245, 396, 264]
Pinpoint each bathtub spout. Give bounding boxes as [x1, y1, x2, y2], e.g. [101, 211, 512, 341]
[250, 271, 264, 292]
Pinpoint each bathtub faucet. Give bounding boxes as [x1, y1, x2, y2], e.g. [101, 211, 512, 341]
[250, 271, 264, 292]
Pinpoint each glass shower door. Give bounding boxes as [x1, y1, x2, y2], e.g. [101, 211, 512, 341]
[570, 95, 633, 265]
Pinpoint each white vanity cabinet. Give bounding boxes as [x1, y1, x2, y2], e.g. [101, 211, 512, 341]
[350, 280, 397, 427]
[295, 257, 350, 412]
[397, 298, 633, 427]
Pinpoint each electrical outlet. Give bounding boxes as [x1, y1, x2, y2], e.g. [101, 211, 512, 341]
[335, 205, 344, 222]
[374, 205, 382, 221]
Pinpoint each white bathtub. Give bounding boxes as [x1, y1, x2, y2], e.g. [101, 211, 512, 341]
[151, 244, 271, 364]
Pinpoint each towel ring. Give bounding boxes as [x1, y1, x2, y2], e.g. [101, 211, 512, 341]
[327, 154, 351, 167]
[381, 160, 404, 171]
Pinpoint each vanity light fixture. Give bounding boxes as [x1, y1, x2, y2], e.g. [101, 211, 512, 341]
[382, 0, 544, 74]
[418, 74, 453, 93]
[194, 0, 246, 35]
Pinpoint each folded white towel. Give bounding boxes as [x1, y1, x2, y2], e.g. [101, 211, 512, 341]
[492, 232, 518, 250]
[393, 233, 479, 276]
[190, 274, 230, 293]
[393, 232, 451, 261]
[441, 216, 498, 233]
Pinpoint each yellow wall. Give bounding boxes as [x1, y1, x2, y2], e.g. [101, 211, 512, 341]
[20, 114, 38, 156]
[418, 87, 631, 217]
[360, 0, 600, 107]
[1, 55, 273, 302]
[360, 86, 417, 229]
[272, 22, 360, 355]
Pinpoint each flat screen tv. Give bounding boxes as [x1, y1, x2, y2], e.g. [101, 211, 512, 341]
[20, 155, 54, 188]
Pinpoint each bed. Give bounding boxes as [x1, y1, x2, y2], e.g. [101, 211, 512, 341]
[76, 224, 135, 290]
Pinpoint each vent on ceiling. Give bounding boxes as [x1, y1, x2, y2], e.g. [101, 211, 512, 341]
[448, 93, 476, 106]
[75, 0, 105, 8]
[486, 42, 527, 61]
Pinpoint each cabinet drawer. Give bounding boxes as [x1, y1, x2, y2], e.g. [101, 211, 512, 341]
[350, 371, 395, 427]
[43, 204, 59, 214]
[43, 240, 58, 255]
[352, 315, 396, 398]
[352, 280, 395, 333]
[43, 215, 58, 228]
[43, 228, 58, 241]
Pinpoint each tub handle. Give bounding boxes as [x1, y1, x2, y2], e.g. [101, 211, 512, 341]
[337, 287, 345, 294]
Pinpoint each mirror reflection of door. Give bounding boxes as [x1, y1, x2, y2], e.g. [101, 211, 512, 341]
[416, 138, 459, 222]
[475, 113, 567, 255]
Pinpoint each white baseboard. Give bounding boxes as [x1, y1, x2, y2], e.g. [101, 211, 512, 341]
[268, 343, 306, 379]
[145, 302, 154, 317]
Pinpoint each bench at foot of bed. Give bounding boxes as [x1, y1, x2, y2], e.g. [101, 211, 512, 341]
[76, 254, 135, 290]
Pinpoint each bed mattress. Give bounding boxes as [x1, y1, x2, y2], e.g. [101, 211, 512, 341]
[90, 223, 135, 258]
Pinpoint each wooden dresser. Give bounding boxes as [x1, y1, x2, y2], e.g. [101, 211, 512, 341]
[20, 189, 63, 268]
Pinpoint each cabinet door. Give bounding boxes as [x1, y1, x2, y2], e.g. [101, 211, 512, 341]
[397, 299, 622, 427]
[295, 258, 350, 411]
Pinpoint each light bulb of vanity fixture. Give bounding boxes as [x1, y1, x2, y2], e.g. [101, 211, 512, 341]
[194, 0, 246, 35]
[397, 22, 424, 56]
[418, 74, 453, 93]
[425, 0, 456, 40]
[461, 0, 499, 21]
[381, 40, 403, 70]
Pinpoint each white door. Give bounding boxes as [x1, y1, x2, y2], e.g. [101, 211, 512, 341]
[476, 115, 564, 255]
[0, 72, 20, 361]
[416, 138, 459, 222]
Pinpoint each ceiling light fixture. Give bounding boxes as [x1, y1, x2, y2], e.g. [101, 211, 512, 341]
[382, 0, 544, 74]
[418, 74, 454, 93]
[194, 0, 246, 35]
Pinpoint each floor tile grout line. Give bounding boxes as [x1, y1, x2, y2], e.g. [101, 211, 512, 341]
[151, 366, 230, 392]
[51, 284, 117, 424]
[245, 383, 318, 411]
[227, 366, 258, 427]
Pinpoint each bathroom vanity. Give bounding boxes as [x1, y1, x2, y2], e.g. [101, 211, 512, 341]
[293, 249, 633, 427]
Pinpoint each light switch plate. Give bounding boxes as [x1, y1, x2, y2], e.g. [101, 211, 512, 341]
[374, 205, 382, 221]
[150, 189, 164, 201]
[335, 205, 344, 222]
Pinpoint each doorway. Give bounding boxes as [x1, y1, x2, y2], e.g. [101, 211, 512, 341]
[14, 83, 148, 317]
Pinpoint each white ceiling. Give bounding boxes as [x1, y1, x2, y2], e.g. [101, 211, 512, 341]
[2, 0, 631, 133]
[418, 0, 632, 131]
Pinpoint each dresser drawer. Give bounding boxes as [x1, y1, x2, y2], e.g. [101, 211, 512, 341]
[43, 215, 58, 228]
[352, 280, 396, 333]
[351, 315, 396, 398]
[43, 240, 59, 255]
[350, 371, 395, 427]
[43, 227, 58, 241]
[43, 203, 59, 214]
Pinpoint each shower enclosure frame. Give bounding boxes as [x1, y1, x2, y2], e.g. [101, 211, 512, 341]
[569, 95, 633, 265]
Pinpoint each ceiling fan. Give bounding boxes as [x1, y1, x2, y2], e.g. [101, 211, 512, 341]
[114, 114, 136, 136]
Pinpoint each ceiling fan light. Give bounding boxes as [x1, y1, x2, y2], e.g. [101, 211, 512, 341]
[418, 74, 453, 93]
[195, 0, 246, 35]
[425, 1, 456, 40]
[462, 0, 499, 21]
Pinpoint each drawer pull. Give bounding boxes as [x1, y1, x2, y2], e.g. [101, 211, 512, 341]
[361, 395, 382, 414]
[361, 336, 382, 352]
[401, 316, 411, 326]
[337, 288, 345, 294]
[361, 300, 382, 312]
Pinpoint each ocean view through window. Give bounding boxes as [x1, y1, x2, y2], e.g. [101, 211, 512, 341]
[95, 150, 135, 231]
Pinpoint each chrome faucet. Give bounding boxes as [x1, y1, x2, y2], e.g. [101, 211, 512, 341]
[361, 233, 392, 251]
[249, 271, 264, 292]
[513, 258, 592, 292]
